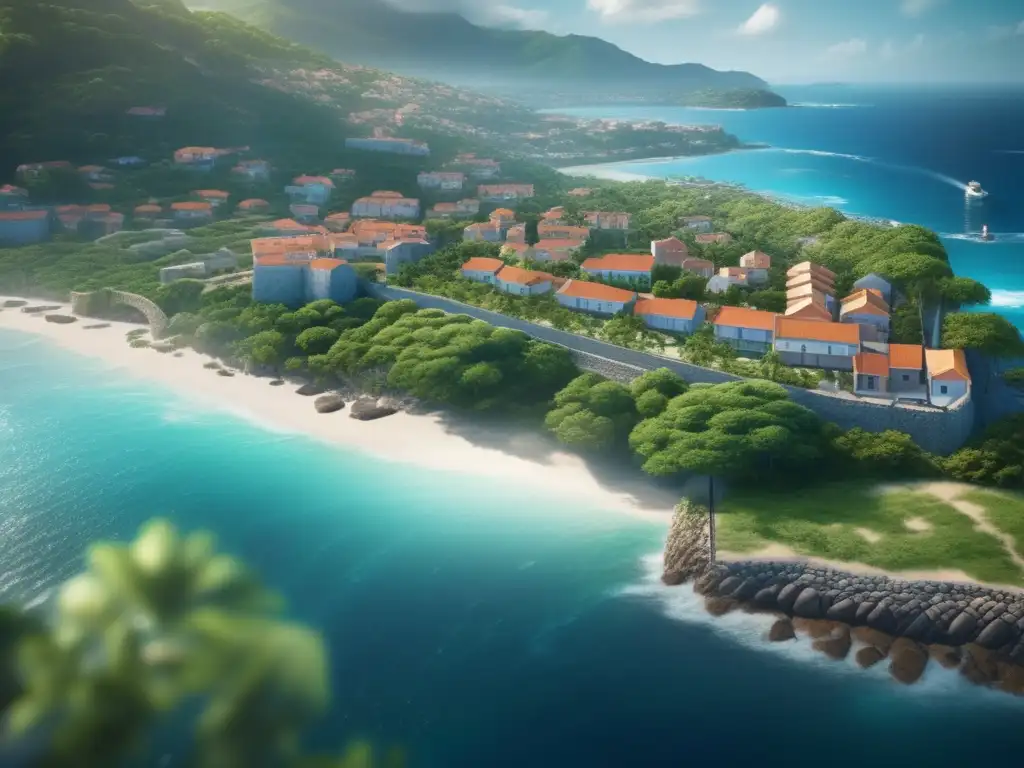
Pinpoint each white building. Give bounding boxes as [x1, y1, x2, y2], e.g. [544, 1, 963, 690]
[925, 348, 971, 407]
[461, 257, 505, 284]
[555, 280, 636, 316]
[774, 317, 861, 371]
[496, 265, 552, 296]
[738, 251, 772, 283]
[633, 298, 705, 335]
[417, 171, 465, 191]
[580, 254, 654, 286]
[711, 306, 777, 355]
[345, 137, 429, 156]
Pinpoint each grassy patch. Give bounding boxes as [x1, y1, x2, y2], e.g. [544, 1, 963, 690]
[962, 489, 1024, 558]
[717, 481, 1024, 586]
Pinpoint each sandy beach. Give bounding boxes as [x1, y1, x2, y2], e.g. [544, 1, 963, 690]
[0, 297, 678, 523]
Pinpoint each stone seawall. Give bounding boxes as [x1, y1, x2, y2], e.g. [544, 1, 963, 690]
[662, 503, 1024, 691]
[363, 284, 975, 454]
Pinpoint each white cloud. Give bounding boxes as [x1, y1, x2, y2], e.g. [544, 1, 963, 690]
[880, 33, 924, 59]
[586, 0, 701, 23]
[825, 38, 868, 57]
[900, 0, 938, 17]
[987, 22, 1024, 40]
[488, 5, 548, 27]
[736, 3, 780, 36]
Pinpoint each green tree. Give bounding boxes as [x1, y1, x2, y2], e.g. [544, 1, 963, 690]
[942, 312, 1024, 357]
[296, 326, 340, 355]
[939, 276, 991, 308]
[673, 275, 707, 301]
[942, 414, 1024, 487]
[746, 290, 786, 313]
[544, 373, 639, 452]
[154, 279, 207, 316]
[832, 428, 936, 477]
[235, 330, 286, 370]
[1002, 368, 1024, 390]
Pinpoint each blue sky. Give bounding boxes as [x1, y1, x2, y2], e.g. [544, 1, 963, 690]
[388, 0, 1024, 83]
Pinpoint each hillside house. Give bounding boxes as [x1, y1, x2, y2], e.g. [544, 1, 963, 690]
[351, 192, 419, 219]
[840, 289, 890, 341]
[532, 239, 581, 262]
[289, 203, 320, 223]
[478, 184, 534, 203]
[634, 298, 705, 335]
[496, 266, 553, 296]
[787, 261, 836, 284]
[852, 352, 891, 396]
[259, 218, 318, 237]
[160, 248, 237, 284]
[194, 190, 229, 208]
[170, 201, 214, 225]
[505, 224, 527, 244]
[0, 185, 27, 209]
[427, 199, 479, 218]
[500, 242, 532, 260]
[774, 318, 861, 370]
[449, 154, 500, 178]
[888, 343, 927, 397]
[787, 281, 836, 313]
[253, 256, 357, 306]
[232, 160, 270, 181]
[345, 137, 429, 155]
[739, 251, 772, 283]
[786, 270, 836, 297]
[651, 237, 688, 266]
[706, 267, 749, 294]
[541, 206, 566, 223]
[584, 211, 631, 230]
[383, 239, 434, 275]
[417, 171, 465, 191]
[0, 210, 50, 245]
[925, 348, 971, 407]
[785, 297, 834, 322]
[134, 204, 162, 221]
[853, 273, 895, 305]
[555, 280, 636, 316]
[173, 147, 220, 170]
[538, 223, 589, 242]
[568, 187, 592, 197]
[324, 212, 351, 231]
[461, 257, 505, 285]
[680, 258, 714, 279]
[350, 220, 425, 246]
[695, 233, 733, 245]
[237, 199, 271, 214]
[489, 208, 516, 227]
[680, 215, 713, 233]
[287, 175, 334, 206]
[712, 306, 777, 354]
[463, 221, 504, 243]
[581, 254, 654, 286]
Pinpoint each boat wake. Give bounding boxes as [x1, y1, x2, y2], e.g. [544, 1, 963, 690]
[941, 232, 1024, 244]
[776, 148, 970, 193]
[790, 103, 871, 109]
[778, 148, 871, 162]
[994, 150, 1024, 155]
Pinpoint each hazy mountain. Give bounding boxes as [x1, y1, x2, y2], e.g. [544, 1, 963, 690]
[192, 0, 771, 99]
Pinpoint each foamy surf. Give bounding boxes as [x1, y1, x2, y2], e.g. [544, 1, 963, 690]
[618, 553, 1010, 700]
[990, 291, 1024, 309]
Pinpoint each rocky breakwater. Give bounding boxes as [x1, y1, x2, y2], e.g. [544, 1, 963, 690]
[662, 500, 1024, 694]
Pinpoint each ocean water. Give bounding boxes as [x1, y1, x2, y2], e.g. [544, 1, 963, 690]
[5, 331, 1024, 766]
[556, 85, 1024, 328]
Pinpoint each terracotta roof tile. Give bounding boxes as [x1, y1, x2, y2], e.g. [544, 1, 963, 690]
[497, 265, 551, 286]
[854, 352, 890, 377]
[461, 257, 504, 273]
[740, 250, 772, 269]
[925, 348, 970, 381]
[712, 306, 777, 332]
[888, 343, 924, 370]
[557, 280, 636, 303]
[309, 258, 347, 270]
[581, 253, 654, 273]
[634, 297, 699, 320]
[775, 318, 861, 344]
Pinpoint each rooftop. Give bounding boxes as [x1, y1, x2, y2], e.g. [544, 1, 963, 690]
[461, 257, 505, 273]
[854, 352, 890, 377]
[712, 305, 778, 331]
[634, 297, 699, 320]
[557, 280, 636, 303]
[925, 348, 970, 381]
[740, 250, 772, 269]
[497, 265, 551, 286]
[889, 343, 924, 370]
[581, 253, 655, 272]
[775, 317, 862, 344]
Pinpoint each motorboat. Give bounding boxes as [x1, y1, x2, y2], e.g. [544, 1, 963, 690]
[981, 224, 994, 241]
[966, 181, 988, 199]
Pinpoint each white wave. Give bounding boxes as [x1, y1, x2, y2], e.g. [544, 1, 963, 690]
[990, 291, 1024, 309]
[775, 148, 970, 193]
[619, 553, 1019, 701]
[941, 232, 1024, 244]
[777, 148, 872, 162]
[791, 103, 870, 109]
[994, 150, 1024, 155]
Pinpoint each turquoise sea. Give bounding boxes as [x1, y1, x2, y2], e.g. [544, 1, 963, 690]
[557, 84, 1024, 328]
[5, 322, 1024, 765]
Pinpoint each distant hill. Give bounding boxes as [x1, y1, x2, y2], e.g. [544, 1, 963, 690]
[191, 0, 773, 101]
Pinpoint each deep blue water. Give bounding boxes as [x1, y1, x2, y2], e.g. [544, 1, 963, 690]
[556, 85, 1024, 327]
[5, 327, 1024, 766]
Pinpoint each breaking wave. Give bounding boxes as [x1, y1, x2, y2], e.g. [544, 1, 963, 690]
[990, 291, 1024, 309]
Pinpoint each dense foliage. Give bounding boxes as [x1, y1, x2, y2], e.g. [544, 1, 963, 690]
[942, 415, 1024, 487]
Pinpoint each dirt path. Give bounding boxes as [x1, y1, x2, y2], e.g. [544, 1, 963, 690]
[891, 481, 1024, 573]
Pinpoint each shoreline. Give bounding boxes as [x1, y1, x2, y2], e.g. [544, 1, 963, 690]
[0, 297, 678, 525]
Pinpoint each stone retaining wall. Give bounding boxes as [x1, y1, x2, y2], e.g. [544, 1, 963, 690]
[661, 505, 1024, 667]
[364, 284, 975, 454]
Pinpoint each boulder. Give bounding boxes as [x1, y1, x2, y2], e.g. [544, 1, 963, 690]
[814, 626, 852, 661]
[776, 582, 803, 613]
[44, 314, 77, 324]
[947, 611, 978, 644]
[825, 597, 858, 622]
[704, 596, 737, 617]
[349, 397, 399, 421]
[856, 646, 885, 668]
[927, 644, 962, 669]
[296, 382, 324, 396]
[217, 369, 235, 377]
[903, 612, 937, 643]
[866, 604, 898, 634]
[997, 662, 1024, 696]
[768, 618, 795, 642]
[888, 638, 929, 684]
[82, 323, 111, 329]
[22, 305, 60, 314]
[851, 626, 894, 655]
[975, 618, 1013, 650]
[203, 361, 221, 370]
[753, 585, 781, 609]
[270, 380, 285, 387]
[962, 644, 999, 685]
[314, 394, 346, 414]
[173, 352, 184, 358]
[2, 299, 27, 308]
[793, 588, 823, 619]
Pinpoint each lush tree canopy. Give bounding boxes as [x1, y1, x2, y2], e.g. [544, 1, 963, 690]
[544, 373, 639, 451]
[942, 312, 1024, 357]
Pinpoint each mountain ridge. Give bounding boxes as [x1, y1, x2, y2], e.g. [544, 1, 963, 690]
[189, 0, 773, 99]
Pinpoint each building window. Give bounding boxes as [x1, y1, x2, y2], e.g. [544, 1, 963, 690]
[902, 374, 910, 381]
[867, 377, 875, 390]
[801, 344, 807, 353]
[520, 287, 525, 295]
[940, 385, 948, 395]
[827, 345, 833, 355]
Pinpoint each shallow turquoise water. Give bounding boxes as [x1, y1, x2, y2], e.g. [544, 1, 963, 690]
[4, 328, 1024, 766]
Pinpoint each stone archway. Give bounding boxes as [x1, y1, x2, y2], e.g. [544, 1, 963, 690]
[70, 289, 169, 339]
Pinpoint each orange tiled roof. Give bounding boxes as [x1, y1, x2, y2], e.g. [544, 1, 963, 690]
[740, 250, 772, 269]
[889, 343, 924, 370]
[172, 201, 212, 211]
[634, 297, 699, 320]
[194, 189, 229, 199]
[557, 280, 636, 302]
[462, 257, 504, 273]
[294, 175, 335, 187]
[497, 265, 551, 286]
[489, 208, 515, 217]
[581, 253, 654, 272]
[776, 317, 861, 344]
[840, 291, 889, 317]
[0, 210, 48, 221]
[534, 238, 583, 249]
[237, 199, 269, 209]
[925, 348, 970, 381]
[719, 266, 748, 279]
[787, 261, 836, 280]
[785, 298, 833, 321]
[652, 236, 687, 251]
[854, 352, 889, 377]
[134, 204, 161, 213]
[713, 306, 777, 331]
[309, 258, 347, 270]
